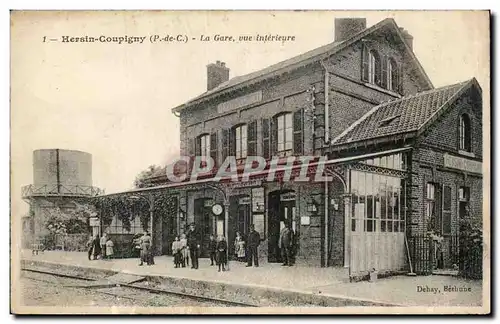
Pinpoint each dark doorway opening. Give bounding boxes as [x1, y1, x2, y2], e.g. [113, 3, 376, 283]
[268, 190, 296, 263]
[194, 198, 213, 258]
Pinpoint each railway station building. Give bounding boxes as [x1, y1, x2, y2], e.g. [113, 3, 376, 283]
[101, 17, 483, 279]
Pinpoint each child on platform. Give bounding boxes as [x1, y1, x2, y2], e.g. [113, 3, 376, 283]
[216, 235, 228, 272]
[105, 238, 114, 260]
[172, 236, 182, 268]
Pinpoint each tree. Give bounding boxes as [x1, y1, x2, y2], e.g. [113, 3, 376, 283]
[134, 165, 164, 188]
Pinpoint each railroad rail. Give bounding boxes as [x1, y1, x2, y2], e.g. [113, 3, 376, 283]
[21, 267, 258, 307]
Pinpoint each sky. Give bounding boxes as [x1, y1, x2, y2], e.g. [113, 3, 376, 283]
[10, 10, 489, 217]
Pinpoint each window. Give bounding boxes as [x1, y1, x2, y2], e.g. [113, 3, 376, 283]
[360, 153, 407, 170]
[196, 134, 211, 156]
[368, 50, 381, 85]
[351, 170, 406, 233]
[388, 58, 398, 91]
[276, 113, 293, 154]
[378, 114, 401, 127]
[458, 187, 470, 202]
[426, 182, 436, 218]
[234, 124, 248, 160]
[362, 46, 380, 86]
[459, 114, 472, 152]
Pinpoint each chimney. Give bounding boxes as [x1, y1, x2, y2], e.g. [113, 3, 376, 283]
[334, 18, 367, 42]
[399, 27, 414, 51]
[207, 61, 230, 91]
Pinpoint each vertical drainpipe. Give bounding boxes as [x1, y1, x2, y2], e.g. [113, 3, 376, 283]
[320, 60, 330, 144]
[320, 60, 330, 267]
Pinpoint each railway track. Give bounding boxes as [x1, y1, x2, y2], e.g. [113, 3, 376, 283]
[21, 267, 259, 307]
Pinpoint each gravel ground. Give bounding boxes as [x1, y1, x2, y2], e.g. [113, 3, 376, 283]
[20, 271, 229, 307]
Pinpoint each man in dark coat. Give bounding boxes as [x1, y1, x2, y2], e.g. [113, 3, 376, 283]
[92, 234, 101, 260]
[186, 223, 202, 269]
[246, 224, 261, 267]
[279, 224, 293, 266]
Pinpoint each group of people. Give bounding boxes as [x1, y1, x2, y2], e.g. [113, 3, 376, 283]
[86, 222, 296, 269]
[171, 223, 205, 270]
[232, 224, 262, 267]
[87, 233, 114, 260]
[171, 223, 262, 272]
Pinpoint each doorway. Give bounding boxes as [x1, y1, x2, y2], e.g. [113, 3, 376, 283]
[194, 198, 213, 258]
[228, 195, 251, 258]
[268, 190, 296, 263]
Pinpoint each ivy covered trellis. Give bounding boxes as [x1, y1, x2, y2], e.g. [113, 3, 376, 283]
[92, 191, 179, 233]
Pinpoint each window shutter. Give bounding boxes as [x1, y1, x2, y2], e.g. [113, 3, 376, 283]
[262, 118, 270, 159]
[229, 128, 236, 158]
[194, 138, 201, 156]
[187, 138, 195, 156]
[397, 63, 404, 94]
[221, 129, 229, 163]
[442, 185, 452, 234]
[293, 109, 304, 155]
[210, 131, 218, 166]
[270, 117, 278, 156]
[248, 120, 257, 156]
[381, 55, 388, 89]
[361, 44, 369, 82]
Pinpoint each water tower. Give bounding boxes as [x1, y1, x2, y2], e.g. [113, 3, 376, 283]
[21, 149, 102, 248]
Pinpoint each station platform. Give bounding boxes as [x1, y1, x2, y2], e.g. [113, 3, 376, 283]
[19, 250, 483, 309]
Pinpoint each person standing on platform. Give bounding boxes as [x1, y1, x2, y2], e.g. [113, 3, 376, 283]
[92, 234, 101, 261]
[180, 233, 189, 268]
[186, 223, 201, 269]
[86, 235, 94, 261]
[234, 232, 246, 262]
[139, 232, 152, 266]
[246, 224, 261, 267]
[216, 235, 228, 272]
[279, 224, 293, 266]
[105, 237, 114, 260]
[172, 236, 182, 268]
[208, 234, 217, 266]
[100, 233, 107, 260]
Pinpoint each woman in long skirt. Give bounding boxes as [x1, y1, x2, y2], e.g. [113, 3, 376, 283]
[234, 232, 246, 262]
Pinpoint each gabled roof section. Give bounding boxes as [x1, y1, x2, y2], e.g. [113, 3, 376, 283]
[331, 78, 479, 147]
[172, 18, 434, 113]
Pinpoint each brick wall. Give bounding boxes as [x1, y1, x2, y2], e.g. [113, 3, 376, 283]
[423, 88, 483, 159]
[178, 32, 432, 159]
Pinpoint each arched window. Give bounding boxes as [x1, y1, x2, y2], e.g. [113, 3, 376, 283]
[387, 58, 398, 91]
[196, 134, 211, 156]
[459, 114, 472, 152]
[368, 49, 381, 85]
[233, 124, 248, 160]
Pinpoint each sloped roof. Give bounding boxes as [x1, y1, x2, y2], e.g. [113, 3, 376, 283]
[172, 18, 434, 113]
[331, 79, 478, 147]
